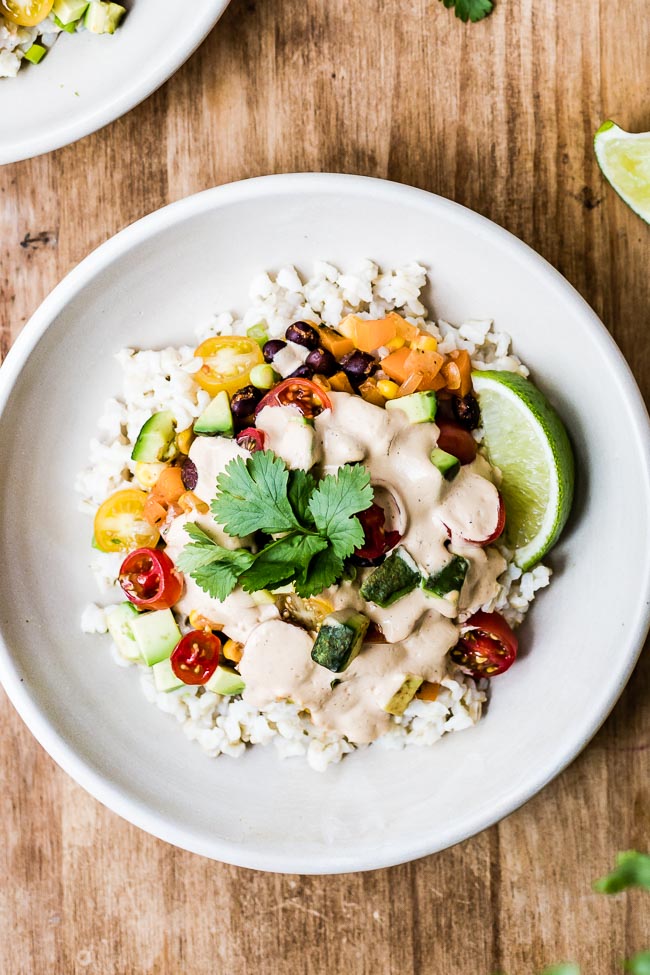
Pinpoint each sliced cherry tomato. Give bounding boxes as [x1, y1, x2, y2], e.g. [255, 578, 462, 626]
[236, 427, 265, 452]
[193, 337, 263, 398]
[0, 0, 53, 26]
[451, 611, 518, 677]
[255, 378, 332, 419]
[463, 494, 506, 546]
[436, 420, 477, 465]
[353, 502, 402, 561]
[94, 489, 160, 553]
[171, 630, 222, 685]
[119, 547, 183, 611]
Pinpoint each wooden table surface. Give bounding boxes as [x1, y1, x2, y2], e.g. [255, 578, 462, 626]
[1, 0, 649, 971]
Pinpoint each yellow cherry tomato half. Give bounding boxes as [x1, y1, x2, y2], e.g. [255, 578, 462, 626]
[93, 489, 161, 553]
[0, 0, 53, 27]
[193, 337, 263, 397]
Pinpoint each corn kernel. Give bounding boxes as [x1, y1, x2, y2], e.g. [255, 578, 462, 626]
[223, 639, 244, 664]
[178, 491, 209, 514]
[411, 334, 438, 353]
[385, 335, 406, 352]
[189, 610, 222, 631]
[134, 461, 166, 489]
[377, 379, 400, 400]
[176, 428, 195, 455]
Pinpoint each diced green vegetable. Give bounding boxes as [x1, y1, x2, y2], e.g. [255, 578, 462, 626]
[131, 410, 177, 462]
[311, 610, 369, 673]
[422, 555, 469, 602]
[386, 390, 437, 423]
[152, 657, 185, 693]
[130, 609, 181, 667]
[360, 547, 421, 608]
[205, 665, 245, 696]
[430, 447, 460, 480]
[106, 602, 141, 662]
[83, 0, 125, 33]
[381, 675, 423, 715]
[53, 14, 78, 31]
[23, 44, 47, 64]
[247, 323, 269, 349]
[194, 390, 234, 437]
[52, 0, 89, 24]
[249, 364, 277, 389]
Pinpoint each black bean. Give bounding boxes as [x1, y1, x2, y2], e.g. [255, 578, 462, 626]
[181, 458, 198, 491]
[305, 347, 337, 376]
[452, 393, 481, 430]
[262, 339, 287, 363]
[230, 384, 261, 419]
[288, 364, 314, 379]
[285, 321, 320, 350]
[339, 350, 377, 385]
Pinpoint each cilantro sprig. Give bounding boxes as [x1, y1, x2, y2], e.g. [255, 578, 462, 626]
[176, 450, 373, 601]
[593, 851, 650, 894]
[439, 0, 493, 23]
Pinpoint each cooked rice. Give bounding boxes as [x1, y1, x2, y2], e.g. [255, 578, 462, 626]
[77, 261, 550, 771]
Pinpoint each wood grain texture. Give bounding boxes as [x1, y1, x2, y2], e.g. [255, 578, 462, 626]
[0, 0, 649, 971]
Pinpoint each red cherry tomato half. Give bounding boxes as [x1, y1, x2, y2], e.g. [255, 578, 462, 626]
[451, 611, 518, 678]
[463, 493, 507, 546]
[119, 547, 183, 611]
[436, 420, 477, 465]
[236, 427, 265, 452]
[255, 378, 332, 419]
[354, 503, 402, 560]
[171, 630, 222, 685]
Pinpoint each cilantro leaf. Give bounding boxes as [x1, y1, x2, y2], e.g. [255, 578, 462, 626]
[176, 522, 229, 572]
[294, 544, 344, 598]
[240, 533, 328, 593]
[308, 464, 373, 559]
[593, 851, 650, 894]
[625, 952, 650, 975]
[212, 451, 299, 536]
[187, 549, 256, 601]
[287, 468, 317, 527]
[439, 0, 493, 23]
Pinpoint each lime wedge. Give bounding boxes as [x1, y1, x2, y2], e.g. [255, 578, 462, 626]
[472, 371, 574, 570]
[594, 120, 650, 223]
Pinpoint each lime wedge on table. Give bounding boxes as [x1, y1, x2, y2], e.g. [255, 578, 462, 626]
[472, 371, 574, 571]
[594, 120, 650, 223]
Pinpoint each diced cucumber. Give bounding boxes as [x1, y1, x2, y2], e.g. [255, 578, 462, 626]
[83, 0, 125, 33]
[130, 609, 181, 666]
[53, 14, 78, 31]
[23, 44, 47, 64]
[131, 410, 177, 463]
[360, 547, 421, 608]
[386, 390, 437, 423]
[430, 447, 460, 481]
[52, 0, 88, 24]
[381, 675, 423, 716]
[152, 657, 185, 693]
[205, 665, 245, 696]
[422, 555, 469, 601]
[105, 602, 141, 662]
[194, 390, 234, 437]
[247, 323, 269, 349]
[311, 610, 369, 673]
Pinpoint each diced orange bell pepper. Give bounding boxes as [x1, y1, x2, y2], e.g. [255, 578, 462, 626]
[152, 466, 186, 505]
[316, 325, 355, 359]
[387, 312, 419, 342]
[403, 349, 445, 387]
[380, 347, 411, 384]
[143, 495, 168, 529]
[353, 317, 398, 353]
[447, 349, 473, 397]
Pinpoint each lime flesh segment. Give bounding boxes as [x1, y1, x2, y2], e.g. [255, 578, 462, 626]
[594, 120, 650, 223]
[472, 371, 574, 570]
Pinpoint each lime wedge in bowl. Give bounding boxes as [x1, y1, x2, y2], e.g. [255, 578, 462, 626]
[594, 120, 650, 223]
[472, 371, 575, 570]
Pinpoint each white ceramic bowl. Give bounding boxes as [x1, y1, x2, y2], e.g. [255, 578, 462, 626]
[0, 174, 649, 874]
[0, 0, 230, 165]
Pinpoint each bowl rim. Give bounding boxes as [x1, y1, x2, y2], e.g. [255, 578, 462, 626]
[0, 0, 230, 165]
[1, 173, 649, 873]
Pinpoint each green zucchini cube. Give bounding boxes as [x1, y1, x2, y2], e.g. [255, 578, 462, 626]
[422, 555, 469, 601]
[359, 547, 421, 608]
[311, 610, 369, 673]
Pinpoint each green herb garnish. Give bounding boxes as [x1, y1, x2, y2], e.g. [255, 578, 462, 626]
[438, 0, 493, 23]
[625, 952, 650, 975]
[177, 450, 373, 601]
[593, 851, 650, 894]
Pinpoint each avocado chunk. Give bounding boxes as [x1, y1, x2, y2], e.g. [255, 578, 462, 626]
[152, 657, 185, 693]
[311, 610, 369, 673]
[381, 675, 423, 716]
[52, 0, 88, 24]
[360, 547, 421, 608]
[193, 390, 234, 437]
[422, 555, 469, 604]
[105, 602, 141, 662]
[386, 390, 437, 423]
[430, 447, 460, 481]
[83, 0, 125, 33]
[205, 665, 245, 696]
[131, 410, 177, 463]
[130, 609, 182, 667]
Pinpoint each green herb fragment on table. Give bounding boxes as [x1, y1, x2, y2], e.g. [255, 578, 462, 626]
[593, 850, 650, 894]
[625, 951, 650, 975]
[438, 0, 494, 23]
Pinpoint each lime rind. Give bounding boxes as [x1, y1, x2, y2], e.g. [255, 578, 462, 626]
[472, 370, 574, 570]
[594, 120, 650, 224]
